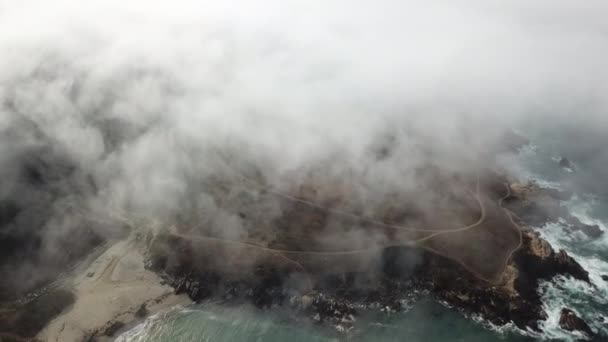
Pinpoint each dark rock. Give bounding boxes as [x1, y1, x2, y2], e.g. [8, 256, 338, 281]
[601, 275, 608, 281]
[102, 321, 125, 336]
[576, 223, 603, 239]
[499, 231, 592, 331]
[513, 232, 589, 288]
[147, 229, 593, 335]
[135, 304, 148, 318]
[554, 250, 590, 282]
[84, 333, 98, 342]
[559, 157, 572, 169]
[559, 308, 594, 337]
[145, 175, 595, 336]
[542, 187, 574, 201]
[311, 294, 357, 325]
[566, 216, 604, 239]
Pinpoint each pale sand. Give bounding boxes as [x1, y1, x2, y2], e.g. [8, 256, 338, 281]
[38, 233, 191, 342]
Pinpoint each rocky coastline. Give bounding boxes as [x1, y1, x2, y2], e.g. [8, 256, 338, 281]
[1, 128, 604, 340]
[146, 174, 604, 338]
[147, 222, 592, 335]
[1, 174, 603, 341]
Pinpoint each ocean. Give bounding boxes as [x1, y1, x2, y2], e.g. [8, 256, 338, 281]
[117, 130, 608, 342]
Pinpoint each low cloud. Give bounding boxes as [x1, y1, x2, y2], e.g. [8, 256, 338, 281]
[1, 0, 607, 296]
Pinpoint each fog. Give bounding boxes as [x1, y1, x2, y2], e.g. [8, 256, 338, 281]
[1, 0, 607, 296]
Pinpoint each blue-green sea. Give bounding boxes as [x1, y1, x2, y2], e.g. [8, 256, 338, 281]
[116, 300, 532, 342]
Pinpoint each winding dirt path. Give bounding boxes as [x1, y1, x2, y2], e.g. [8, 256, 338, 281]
[108, 169, 523, 286]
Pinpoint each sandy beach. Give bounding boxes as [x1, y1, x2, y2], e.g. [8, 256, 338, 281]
[38, 233, 191, 342]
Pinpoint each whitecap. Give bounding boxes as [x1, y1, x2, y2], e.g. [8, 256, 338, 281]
[470, 314, 527, 337]
[538, 282, 585, 342]
[532, 177, 563, 190]
[564, 195, 607, 232]
[533, 227, 608, 338]
[115, 312, 164, 342]
[115, 305, 189, 342]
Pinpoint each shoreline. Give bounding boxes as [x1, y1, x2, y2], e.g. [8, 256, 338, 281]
[31, 176, 605, 340]
[38, 233, 191, 342]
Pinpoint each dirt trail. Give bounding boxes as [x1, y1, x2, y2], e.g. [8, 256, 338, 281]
[499, 182, 524, 266]
[166, 173, 523, 285]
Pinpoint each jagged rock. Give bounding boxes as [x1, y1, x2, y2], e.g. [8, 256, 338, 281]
[554, 250, 589, 282]
[601, 275, 608, 281]
[559, 308, 594, 337]
[575, 222, 603, 239]
[566, 216, 603, 239]
[148, 230, 592, 334]
[516, 231, 589, 284]
[559, 157, 572, 169]
[312, 295, 357, 325]
[145, 172, 594, 336]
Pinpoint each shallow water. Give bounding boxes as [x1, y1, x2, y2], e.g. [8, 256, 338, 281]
[116, 300, 535, 342]
[118, 132, 608, 341]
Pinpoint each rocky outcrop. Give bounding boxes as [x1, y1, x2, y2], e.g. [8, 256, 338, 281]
[422, 228, 589, 331]
[559, 157, 572, 170]
[559, 308, 594, 337]
[573, 221, 604, 239]
[507, 183, 603, 239]
[147, 227, 589, 334]
[143, 173, 593, 336]
[515, 230, 589, 284]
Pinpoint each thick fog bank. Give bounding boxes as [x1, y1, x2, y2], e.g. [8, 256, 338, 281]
[1, 0, 607, 297]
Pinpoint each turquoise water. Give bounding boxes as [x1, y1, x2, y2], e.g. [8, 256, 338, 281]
[118, 131, 608, 342]
[116, 300, 531, 342]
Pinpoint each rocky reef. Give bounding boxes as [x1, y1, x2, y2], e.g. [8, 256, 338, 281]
[559, 308, 595, 338]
